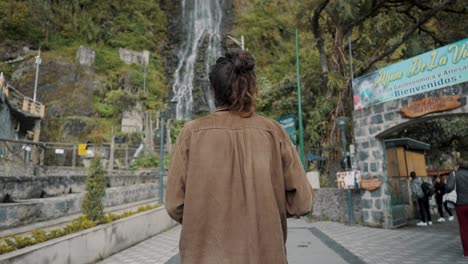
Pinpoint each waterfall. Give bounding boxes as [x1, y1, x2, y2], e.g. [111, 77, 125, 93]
[171, 0, 224, 120]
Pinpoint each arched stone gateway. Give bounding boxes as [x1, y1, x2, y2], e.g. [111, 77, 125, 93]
[351, 38, 468, 228]
[353, 83, 468, 228]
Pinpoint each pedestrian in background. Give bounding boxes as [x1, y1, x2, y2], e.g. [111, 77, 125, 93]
[410, 171, 432, 226]
[165, 49, 313, 264]
[446, 159, 468, 258]
[434, 176, 447, 222]
[443, 173, 456, 221]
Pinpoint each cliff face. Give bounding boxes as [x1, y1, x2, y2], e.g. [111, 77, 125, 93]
[0, 0, 235, 142]
[12, 57, 96, 118]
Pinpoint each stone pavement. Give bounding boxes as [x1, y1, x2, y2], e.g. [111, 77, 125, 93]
[99, 226, 180, 264]
[100, 217, 466, 264]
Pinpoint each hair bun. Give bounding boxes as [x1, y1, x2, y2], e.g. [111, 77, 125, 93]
[226, 49, 255, 73]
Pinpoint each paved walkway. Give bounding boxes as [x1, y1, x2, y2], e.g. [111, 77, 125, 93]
[100, 217, 465, 264]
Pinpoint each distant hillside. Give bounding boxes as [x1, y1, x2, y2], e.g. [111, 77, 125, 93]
[0, 0, 179, 142]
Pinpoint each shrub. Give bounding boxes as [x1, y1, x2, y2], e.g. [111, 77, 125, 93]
[130, 153, 159, 170]
[81, 157, 106, 222]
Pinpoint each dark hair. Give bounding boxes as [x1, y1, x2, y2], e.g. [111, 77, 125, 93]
[410, 171, 416, 178]
[459, 159, 468, 169]
[209, 49, 257, 117]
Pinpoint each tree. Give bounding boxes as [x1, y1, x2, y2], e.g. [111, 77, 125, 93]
[231, 0, 467, 175]
[81, 157, 106, 222]
[302, 0, 466, 170]
[396, 116, 468, 167]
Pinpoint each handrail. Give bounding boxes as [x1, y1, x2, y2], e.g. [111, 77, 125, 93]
[0, 137, 46, 148]
[4, 84, 45, 118]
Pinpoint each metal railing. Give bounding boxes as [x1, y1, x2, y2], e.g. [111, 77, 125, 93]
[0, 138, 164, 171]
[42, 142, 141, 169]
[0, 137, 45, 164]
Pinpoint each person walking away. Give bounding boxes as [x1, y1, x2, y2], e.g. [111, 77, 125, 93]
[434, 176, 446, 222]
[443, 172, 456, 221]
[446, 159, 468, 258]
[410, 171, 432, 226]
[165, 49, 314, 264]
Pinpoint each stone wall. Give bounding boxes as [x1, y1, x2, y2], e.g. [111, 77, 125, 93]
[1, 173, 159, 200]
[352, 83, 468, 228]
[0, 89, 15, 139]
[0, 183, 158, 230]
[311, 188, 362, 224]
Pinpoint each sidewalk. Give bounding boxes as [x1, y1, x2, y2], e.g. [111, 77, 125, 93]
[100, 217, 465, 264]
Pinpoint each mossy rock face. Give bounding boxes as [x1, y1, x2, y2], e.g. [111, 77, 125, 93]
[41, 117, 116, 143]
[12, 56, 96, 118]
[0, 41, 32, 62]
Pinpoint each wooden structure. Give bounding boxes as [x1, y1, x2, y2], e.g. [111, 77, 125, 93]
[4, 85, 45, 119]
[385, 138, 430, 177]
[384, 138, 430, 226]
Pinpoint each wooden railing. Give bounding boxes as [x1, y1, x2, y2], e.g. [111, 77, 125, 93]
[4, 85, 45, 118]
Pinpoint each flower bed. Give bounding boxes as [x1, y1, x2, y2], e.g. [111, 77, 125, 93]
[0, 204, 160, 255]
[0, 206, 176, 264]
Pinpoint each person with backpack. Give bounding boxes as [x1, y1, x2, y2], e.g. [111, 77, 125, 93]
[410, 171, 432, 226]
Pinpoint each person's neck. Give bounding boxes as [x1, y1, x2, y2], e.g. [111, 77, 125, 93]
[215, 106, 229, 112]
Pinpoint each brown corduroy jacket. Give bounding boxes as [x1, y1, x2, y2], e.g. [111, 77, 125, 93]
[165, 111, 313, 264]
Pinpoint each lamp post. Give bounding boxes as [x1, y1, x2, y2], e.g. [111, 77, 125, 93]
[159, 110, 165, 204]
[33, 49, 41, 102]
[278, 27, 306, 170]
[158, 101, 178, 204]
[337, 116, 354, 225]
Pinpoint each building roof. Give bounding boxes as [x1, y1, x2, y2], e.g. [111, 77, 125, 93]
[427, 169, 453, 177]
[384, 138, 430, 151]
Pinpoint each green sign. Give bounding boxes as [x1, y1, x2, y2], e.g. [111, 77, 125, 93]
[276, 114, 296, 145]
[353, 38, 468, 110]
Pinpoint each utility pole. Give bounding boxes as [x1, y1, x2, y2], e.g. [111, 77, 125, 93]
[159, 111, 165, 204]
[31, 49, 42, 166]
[33, 49, 41, 102]
[108, 126, 115, 171]
[337, 117, 354, 225]
[294, 28, 306, 170]
[275, 26, 306, 170]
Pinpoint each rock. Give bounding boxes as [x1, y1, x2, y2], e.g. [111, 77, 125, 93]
[11, 57, 96, 118]
[119, 48, 149, 65]
[76, 46, 95, 66]
[0, 41, 33, 62]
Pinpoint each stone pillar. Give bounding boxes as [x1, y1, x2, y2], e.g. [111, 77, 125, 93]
[352, 103, 392, 228]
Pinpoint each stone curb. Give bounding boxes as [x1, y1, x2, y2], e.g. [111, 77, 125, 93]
[0, 207, 176, 264]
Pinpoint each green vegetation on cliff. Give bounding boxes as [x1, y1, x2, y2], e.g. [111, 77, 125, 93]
[0, 0, 177, 142]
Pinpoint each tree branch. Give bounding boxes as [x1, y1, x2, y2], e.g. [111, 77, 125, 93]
[420, 26, 448, 46]
[309, 0, 330, 89]
[357, 0, 456, 76]
[343, 0, 387, 36]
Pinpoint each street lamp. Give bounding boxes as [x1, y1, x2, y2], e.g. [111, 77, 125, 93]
[159, 110, 166, 204]
[158, 100, 178, 204]
[33, 49, 41, 102]
[337, 116, 355, 225]
[277, 27, 306, 170]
